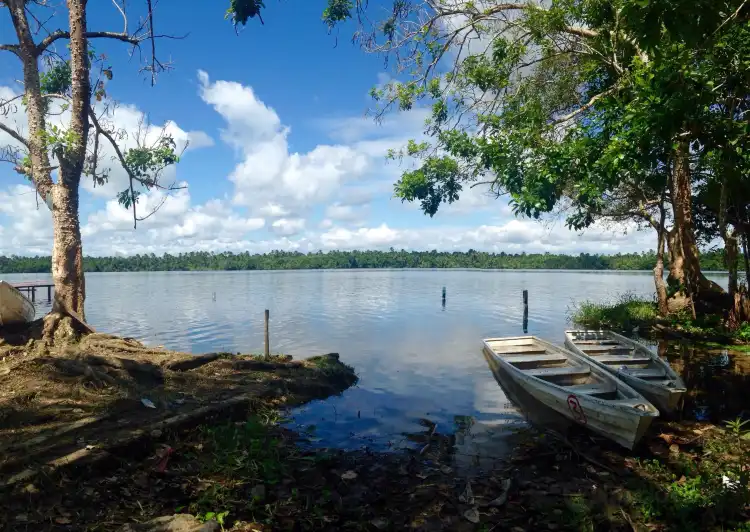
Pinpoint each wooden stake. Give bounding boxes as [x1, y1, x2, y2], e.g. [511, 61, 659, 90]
[264, 309, 270, 361]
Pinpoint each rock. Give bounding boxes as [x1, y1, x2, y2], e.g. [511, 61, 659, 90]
[669, 443, 680, 454]
[463, 508, 480, 524]
[251, 484, 266, 500]
[552, 509, 563, 516]
[151, 429, 163, 438]
[511, 527, 526, 532]
[341, 470, 358, 480]
[458, 482, 474, 504]
[118, 514, 219, 531]
[488, 478, 512, 507]
[440, 465, 454, 475]
[370, 517, 388, 529]
[22, 483, 39, 495]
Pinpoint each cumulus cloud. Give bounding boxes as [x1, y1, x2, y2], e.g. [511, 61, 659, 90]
[198, 71, 372, 217]
[271, 218, 306, 236]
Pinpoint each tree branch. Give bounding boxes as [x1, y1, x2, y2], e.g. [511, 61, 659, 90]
[0, 43, 20, 55]
[37, 30, 142, 54]
[0, 122, 29, 148]
[552, 86, 618, 124]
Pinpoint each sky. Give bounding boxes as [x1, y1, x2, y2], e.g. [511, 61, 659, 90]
[0, 1, 655, 257]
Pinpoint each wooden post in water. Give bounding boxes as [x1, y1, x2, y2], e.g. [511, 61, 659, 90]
[47, 285, 52, 301]
[522, 290, 529, 333]
[442, 286, 446, 308]
[31, 287, 36, 303]
[264, 309, 270, 361]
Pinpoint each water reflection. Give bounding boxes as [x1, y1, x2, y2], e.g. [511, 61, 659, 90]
[658, 341, 750, 423]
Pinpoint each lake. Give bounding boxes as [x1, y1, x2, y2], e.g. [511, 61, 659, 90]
[5, 269, 735, 463]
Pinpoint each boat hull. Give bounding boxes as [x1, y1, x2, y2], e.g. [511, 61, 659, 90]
[564, 330, 686, 414]
[0, 281, 35, 326]
[483, 336, 658, 450]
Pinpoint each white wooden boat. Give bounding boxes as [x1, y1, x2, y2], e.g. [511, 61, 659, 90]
[565, 330, 686, 414]
[0, 281, 35, 326]
[483, 336, 658, 449]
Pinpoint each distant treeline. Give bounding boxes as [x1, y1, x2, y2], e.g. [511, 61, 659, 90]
[0, 249, 731, 273]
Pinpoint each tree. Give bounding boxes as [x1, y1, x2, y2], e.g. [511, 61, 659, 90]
[0, 0, 181, 339]
[233, 0, 749, 316]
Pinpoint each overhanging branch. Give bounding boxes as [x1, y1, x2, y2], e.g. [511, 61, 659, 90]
[37, 30, 142, 54]
[0, 122, 29, 148]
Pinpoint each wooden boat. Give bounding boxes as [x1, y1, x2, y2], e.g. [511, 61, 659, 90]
[564, 330, 686, 414]
[0, 281, 35, 326]
[483, 336, 658, 449]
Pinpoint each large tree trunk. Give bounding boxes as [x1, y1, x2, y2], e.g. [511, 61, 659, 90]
[670, 140, 724, 309]
[743, 233, 750, 288]
[654, 206, 669, 316]
[724, 231, 744, 328]
[7, 0, 55, 200]
[50, 183, 86, 319]
[42, 0, 91, 341]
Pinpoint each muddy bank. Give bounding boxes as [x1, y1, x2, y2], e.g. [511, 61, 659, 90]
[0, 329, 356, 507]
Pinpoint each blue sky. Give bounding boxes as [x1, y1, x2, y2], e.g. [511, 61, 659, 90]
[0, 1, 653, 256]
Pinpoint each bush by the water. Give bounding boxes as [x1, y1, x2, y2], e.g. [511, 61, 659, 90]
[570, 292, 659, 330]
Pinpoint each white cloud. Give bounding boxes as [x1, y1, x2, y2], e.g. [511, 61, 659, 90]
[271, 217, 305, 236]
[0, 185, 53, 255]
[198, 71, 374, 217]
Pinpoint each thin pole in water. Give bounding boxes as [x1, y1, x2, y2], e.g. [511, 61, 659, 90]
[522, 290, 529, 333]
[442, 286, 446, 308]
[264, 309, 270, 361]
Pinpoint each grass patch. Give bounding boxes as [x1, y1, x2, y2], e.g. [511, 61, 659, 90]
[627, 422, 750, 531]
[570, 292, 659, 330]
[699, 341, 750, 354]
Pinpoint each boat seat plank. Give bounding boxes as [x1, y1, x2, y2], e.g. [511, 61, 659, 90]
[619, 368, 665, 379]
[526, 366, 590, 377]
[595, 355, 651, 364]
[506, 354, 568, 364]
[572, 340, 620, 345]
[578, 345, 630, 353]
[564, 383, 617, 395]
[491, 347, 548, 355]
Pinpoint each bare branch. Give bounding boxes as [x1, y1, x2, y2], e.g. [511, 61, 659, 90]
[0, 43, 20, 55]
[0, 122, 29, 148]
[37, 30, 142, 54]
[552, 86, 618, 124]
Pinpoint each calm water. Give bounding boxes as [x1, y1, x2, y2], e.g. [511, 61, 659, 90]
[5, 270, 735, 462]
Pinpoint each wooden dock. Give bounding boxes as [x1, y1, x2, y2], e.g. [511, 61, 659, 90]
[12, 281, 54, 303]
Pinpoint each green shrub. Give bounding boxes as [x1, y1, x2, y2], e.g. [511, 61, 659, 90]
[570, 292, 659, 330]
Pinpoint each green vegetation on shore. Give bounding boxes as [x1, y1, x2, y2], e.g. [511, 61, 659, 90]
[0, 249, 733, 273]
[570, 292, 661, 330]
[571, 293, 750, 346]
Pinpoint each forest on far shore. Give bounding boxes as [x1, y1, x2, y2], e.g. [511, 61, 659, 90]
[0, 249, 734, 274]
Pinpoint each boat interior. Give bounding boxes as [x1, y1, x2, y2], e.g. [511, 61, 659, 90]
[484, 336, 632, 400]
[566, 330, 675, 387]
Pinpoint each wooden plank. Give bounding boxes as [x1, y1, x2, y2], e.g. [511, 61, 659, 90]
[497, 348, 548, 355]
[506, 354, 568, 364]
[572, 340, 621, 345]
[619, 368, 665, 379]
[578, 345, 630, 353]
[564, 382, 616, 395]
[595, 355, 651, 364]
[526, 366, 590, 377]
